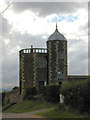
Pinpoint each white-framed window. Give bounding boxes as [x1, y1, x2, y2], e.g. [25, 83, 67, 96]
[58, 71, 64, 78]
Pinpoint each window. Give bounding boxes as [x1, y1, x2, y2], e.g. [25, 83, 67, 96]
[58, 72, 64, 78]
[59, 82, 62, 85]
[58, 52, 64, 59]
[37, 57, 47, 68]
[39, 81, 44, 87]
[58, 72, 61, 78]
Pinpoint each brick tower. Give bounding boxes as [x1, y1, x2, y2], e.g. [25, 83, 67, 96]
[47, 23, 67, 84]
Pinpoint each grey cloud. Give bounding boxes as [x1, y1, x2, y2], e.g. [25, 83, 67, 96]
[2, 18, 12, 34]
[68, 38, 88, 75]
[68, 51, 88, 75]
[2, 28, 48, 89]
[2, 40, 19, 89]
[10, 2, 87, 16]
[4, 31, 48, 48]
[79, 23, 88, 34]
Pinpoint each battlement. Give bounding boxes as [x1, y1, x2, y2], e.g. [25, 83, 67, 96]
[19, 48, 47, 54]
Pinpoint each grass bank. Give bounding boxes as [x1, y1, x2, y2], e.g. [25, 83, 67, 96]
[3, 100, 56, 113]
[36, 107, 88, 118]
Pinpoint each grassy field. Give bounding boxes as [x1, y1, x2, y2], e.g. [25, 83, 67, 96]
[3, 100, 56, 113]
[36, 108, 88, 118]
[3, 100, 89, 118]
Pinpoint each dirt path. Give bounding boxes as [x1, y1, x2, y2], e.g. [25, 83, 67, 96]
[2, 108, 54, 118]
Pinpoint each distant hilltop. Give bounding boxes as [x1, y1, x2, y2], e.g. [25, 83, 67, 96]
[0, 88, 13, 92]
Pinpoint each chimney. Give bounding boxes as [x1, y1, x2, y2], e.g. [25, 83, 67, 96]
[31, 45, 33, 53]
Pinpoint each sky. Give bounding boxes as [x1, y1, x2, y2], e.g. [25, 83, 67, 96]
[0, 0, 89, 89]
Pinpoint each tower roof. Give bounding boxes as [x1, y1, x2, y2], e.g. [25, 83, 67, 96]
[47, 23, 66, 41]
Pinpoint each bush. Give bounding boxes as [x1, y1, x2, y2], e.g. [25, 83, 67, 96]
[13, 86, 19, 91]
[39, 85, 61, 103]
[2, 102, 16, 112]
[24, 87, 37, 100]
[58, 103, 66, 111]
[2, 92, 6, 106]
[61, 79, 89, 113]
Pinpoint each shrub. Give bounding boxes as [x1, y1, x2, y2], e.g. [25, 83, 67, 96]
[39, 85, 61, 103]
[61, 79, 89, 113]
[58, 103, 65, 111]
[13, 86, 19, 91]
[24, 87, 37, 100]
[2, 92, 6, 106]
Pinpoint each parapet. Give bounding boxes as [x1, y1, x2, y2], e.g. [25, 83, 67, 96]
[19, 48, 47, 54]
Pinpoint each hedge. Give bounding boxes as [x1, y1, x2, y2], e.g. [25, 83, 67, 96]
[2, 92, 6, 106]
[24, 87, 37, 100]
[61, 79, 89, 113]
[39, 85, 61, 103]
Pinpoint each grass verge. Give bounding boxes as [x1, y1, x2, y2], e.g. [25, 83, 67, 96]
[3, 100, 56, 113]
[36, 106, 88, 118]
